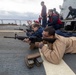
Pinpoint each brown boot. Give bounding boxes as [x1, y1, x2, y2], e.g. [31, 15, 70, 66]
[34, 57, 43, 67]
[25, 52, 40, 68]
[27, 52, 40, 60]
[25, 58, 34, 69]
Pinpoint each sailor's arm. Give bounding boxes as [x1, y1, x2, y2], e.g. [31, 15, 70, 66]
[66, 12, 70, 19]
[41, 41, 66, 64]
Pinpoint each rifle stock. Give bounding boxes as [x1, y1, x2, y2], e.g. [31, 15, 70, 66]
[28, 37, 56, 44]
[42, 38, 56, 44]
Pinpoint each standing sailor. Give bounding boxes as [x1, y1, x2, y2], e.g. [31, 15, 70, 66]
[41, 1, 47, 28]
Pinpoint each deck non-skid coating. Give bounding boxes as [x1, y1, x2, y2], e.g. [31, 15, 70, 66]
[63, 54, 76, 74]
[0, 38, 46, 75]
[0, 25, 76, 75]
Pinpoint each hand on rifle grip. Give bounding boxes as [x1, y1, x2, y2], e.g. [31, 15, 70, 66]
[39, 42, 44, 49]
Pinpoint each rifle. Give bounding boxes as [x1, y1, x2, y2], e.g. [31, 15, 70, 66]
[14, 28, 33, 32]
[4, 33, 28, 40]
[4, 33, 56, 44]
[29, 36, 56, 43]
[42, 38, 56, 44]
[4, 34, 38, 41]
[14, 28, 24, 31]
[26, 29, 34, 32]
[28, 37, 56, 44]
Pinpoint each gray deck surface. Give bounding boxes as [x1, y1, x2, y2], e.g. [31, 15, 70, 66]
[0, 25, 26, 30]
[0, 38, 46, 75]
[63, 54, 76, 74]
[0, 25, 76, 75]
[0, 26, 46, 75]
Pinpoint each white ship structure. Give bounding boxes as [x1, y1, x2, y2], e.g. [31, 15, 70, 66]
[60, 0, 76, 19]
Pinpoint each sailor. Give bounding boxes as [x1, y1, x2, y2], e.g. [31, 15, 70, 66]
[47, 9, 62, 30]
[53, 8, 59, 17]
[37, 26, 76, 64]
[41, 1, 47, 28]
[66, 6, 76, 19]
[66, 6, 76, 30]
[23, 23, 43, 49]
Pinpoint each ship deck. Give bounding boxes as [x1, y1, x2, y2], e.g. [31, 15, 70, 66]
[0, 25, 76, 75]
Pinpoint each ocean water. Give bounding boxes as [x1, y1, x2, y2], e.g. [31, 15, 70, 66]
[0, 20, 29, 25]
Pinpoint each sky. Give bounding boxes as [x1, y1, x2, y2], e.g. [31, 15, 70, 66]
[0, 0, 63, 20]
[0, 0, 63, 14]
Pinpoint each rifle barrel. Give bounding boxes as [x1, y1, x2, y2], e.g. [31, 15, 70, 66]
[4, 36, 15, 38]
[4, 35, 29, 40]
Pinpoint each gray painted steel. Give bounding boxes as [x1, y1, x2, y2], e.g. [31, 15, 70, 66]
[0, 38, 46, 75]
[63, 54, 76, 74]
[0, 26, 46, 75]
